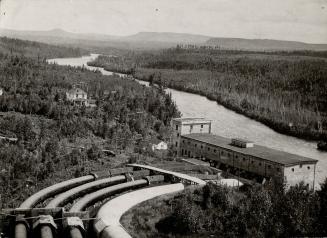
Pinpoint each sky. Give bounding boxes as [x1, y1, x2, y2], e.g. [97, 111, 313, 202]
[0, 0, 326, 43]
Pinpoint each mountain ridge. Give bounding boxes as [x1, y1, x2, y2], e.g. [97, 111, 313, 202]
[1, 28, 326, 51]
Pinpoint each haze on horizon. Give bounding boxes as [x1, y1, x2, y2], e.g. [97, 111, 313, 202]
[0, 0, 327, 44]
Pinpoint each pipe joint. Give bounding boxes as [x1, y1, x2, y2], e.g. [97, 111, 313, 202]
[93, 218, 108, 237]
[63, 216, 85, 232]
[15, 215, 29, 229]
[32, 215, 57, 231]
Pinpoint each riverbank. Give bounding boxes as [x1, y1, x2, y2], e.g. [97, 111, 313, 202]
[138, 71, 326, 142]
[87, 48, 327, 143]
[88, 59, 326, 142]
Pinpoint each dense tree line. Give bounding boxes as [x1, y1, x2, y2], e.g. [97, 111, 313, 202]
[154, 181, 327, 237]
[0, 37, 87, 59]
[0, 38, 180, 209]
[90, 47, 327, 140]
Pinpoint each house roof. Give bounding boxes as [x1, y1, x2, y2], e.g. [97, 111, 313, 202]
[182, 133, 318, 166]
[150, 138, 165, 145]
[67, 88, 87, 95]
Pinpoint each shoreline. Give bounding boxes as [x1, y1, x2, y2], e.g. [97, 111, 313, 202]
[87, 61, 325, 143]
[147, 77, 324, 142]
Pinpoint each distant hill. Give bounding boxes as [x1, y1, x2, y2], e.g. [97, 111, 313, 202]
[0, 28, 211, 49]
[1, 28, 326, 51]
[0, 28, 119, 43]
[206, 37, 327, 51]
[124, 32, 211, 44]
[0, 36, 87, 58]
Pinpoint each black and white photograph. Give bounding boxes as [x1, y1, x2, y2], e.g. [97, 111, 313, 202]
[0, 0, 326, 237]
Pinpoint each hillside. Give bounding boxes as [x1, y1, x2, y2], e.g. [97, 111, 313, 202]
[2, 28, 327, 51]
[0, 37, 180, 209]
[0, 36, 88, 59]
[206, 37, 327, 51]
[124, 32, 211, 44]
[0, 28, 119, 42]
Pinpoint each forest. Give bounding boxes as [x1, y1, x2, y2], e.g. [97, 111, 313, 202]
[0, 37, 180, 209]
[89, 46, 327, 140]
[123, 180, 327, 238]
[0, 37, 87, 59]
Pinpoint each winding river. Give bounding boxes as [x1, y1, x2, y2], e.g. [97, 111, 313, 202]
[48, 54, 327, 187]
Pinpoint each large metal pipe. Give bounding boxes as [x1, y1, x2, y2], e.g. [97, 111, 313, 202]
[69, 227, 83, 238]
[14, 223, 28, 238]
[69, 180, 148, 212]
[20, 175, 95, 209]
[95, 183, 185, 238]
[40, 225, 53, 238]
[62, 180, 147, 238]
[46, 176, 126, 208]
[41, 176, 125, 238]
[15, 175, 95, 238]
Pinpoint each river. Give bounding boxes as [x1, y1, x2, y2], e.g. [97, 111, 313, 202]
[47, 54, 327, 187]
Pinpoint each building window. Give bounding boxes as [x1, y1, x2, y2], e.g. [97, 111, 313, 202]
[175, 142, 178, 147]
[181, 149, 184, 155]
[221, 151, 224, 155]
[208, 147, 210, 151]
[259, 162, 262, 166]
[292, 168, 295, 172]
[307, 166, 310, 170]
[188, 141, 190, 145]
[267, 165, 271, 169]
[201, 145, 203, 149]
[277, 168, 280, 172]
[177, 133, 180, 137]
[214, 149, 216, 153]
[190, 125, 193, 131]
[243, 158, 245, 161]
[76, 94, 78, 97]
[182, 140, 185, 144]
[235, 155, 238, 159]
[195, 144, 197, 147]
[201, 124, 203, 128]
[251, 160, 254, 164]
[176, 125, 178, 130]
[300, 164, 302, 168]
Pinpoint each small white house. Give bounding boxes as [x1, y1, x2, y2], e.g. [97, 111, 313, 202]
[151, 140, 168, 151]
[66, 88, 92, 106]
[66, 88, 87, 101]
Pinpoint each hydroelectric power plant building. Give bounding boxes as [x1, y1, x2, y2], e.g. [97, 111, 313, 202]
[172, 118, 318, 189]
